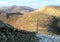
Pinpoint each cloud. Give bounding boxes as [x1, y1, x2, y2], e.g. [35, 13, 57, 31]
[0, 1, 8, 4]
[0, 1, 15, 6]
[15, 0, 36, 2]
[0, 0, 60, 8]
[27, 0, 35, 2]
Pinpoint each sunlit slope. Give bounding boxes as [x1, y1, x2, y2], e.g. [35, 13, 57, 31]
[8, 12, 53, 34]
[8, 14, 36, 32]
[32, 6, 60, 17]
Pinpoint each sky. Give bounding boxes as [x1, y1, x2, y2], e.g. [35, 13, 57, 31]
[0, 0, 60, 9]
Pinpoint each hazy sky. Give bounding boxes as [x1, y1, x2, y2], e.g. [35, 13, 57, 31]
[0, 0, 60, 9]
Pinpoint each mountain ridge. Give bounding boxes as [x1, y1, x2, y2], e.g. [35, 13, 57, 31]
[0, 5, 35, 13]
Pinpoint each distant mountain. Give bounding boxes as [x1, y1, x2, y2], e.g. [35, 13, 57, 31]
[0, 5, 35, 13]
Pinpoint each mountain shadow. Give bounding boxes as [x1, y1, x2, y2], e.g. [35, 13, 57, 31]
[48, 16, 60, 35]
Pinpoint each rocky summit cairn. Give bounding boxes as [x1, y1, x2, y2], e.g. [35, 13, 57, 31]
[0, 21, 36, 42]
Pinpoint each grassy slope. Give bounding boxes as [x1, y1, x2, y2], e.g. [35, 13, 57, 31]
[32, 6, 60, 17]
[8, 11, 54, 34]
[1, 5, 60, 35]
